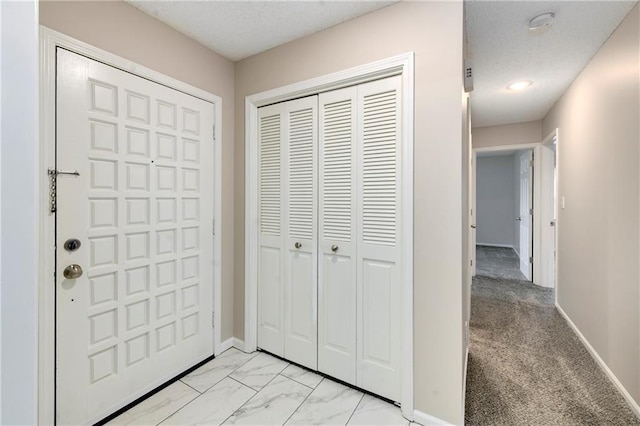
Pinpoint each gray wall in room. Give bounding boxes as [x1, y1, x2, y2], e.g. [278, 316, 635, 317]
[476, 155, 516, 247]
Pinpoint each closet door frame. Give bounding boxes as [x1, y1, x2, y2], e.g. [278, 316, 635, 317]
[244, 53, 415, 420]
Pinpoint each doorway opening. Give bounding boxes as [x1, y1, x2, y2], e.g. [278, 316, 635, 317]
[471, 133, 558, 290]
[475, 148, 534, 281]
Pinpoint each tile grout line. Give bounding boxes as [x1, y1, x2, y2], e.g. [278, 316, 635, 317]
[185, 350, 259, 394]
[228, 375, 261, 393]
[280, 373, 317, 391]
[281, 378, 323, 426]
[220, 365, 291, 424]
[152, 389, 201, 426]
[345, 393, 365, 425]
[179, 379, 203, 394]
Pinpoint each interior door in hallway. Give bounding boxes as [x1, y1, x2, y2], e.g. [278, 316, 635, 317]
[518, 150, 533, 280]
[56, 49, 214, 425]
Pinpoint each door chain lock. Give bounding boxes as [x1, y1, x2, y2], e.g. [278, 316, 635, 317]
[48, 169, 80, 213]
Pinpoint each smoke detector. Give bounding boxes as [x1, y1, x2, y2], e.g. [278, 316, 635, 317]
[529, 12, 555, 33]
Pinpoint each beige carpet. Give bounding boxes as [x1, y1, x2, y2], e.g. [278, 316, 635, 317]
[465, 275, 640, 426]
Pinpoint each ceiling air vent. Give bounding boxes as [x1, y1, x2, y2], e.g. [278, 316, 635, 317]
[464, 60, 474, 93]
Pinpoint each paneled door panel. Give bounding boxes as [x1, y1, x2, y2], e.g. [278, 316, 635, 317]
[284, 98, 318, 369]
[257, 105, 285, 357]
[258, 96, 318, 368]
[318, 87, 358, 385]
[356, 76, 402, 401]
[56, 49, 214, 425]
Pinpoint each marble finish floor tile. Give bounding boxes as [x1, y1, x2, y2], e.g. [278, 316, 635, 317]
[280, 364, 323, 389]
[229, 352, 289, 390]
[223, 375, 311, 425]
[106, 381, 198, 426]
[181, 348, 257, 392]
[161, 377, 256, 426]
[286, 379, 363, 425]
[347, 394, 408, 425]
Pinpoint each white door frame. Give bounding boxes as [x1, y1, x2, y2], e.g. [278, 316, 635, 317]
[472, 142, 551, 286]
[541, 129, 559, 299]
[244, 53, 414, 419]
[38, 27, 223, 424]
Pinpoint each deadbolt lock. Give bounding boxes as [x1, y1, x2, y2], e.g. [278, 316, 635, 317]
[64, 239, 81, 252]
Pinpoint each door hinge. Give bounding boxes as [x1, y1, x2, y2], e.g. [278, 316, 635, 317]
[212, 218, 216, 235]
[470, 259, 473, 266]
[530, 159, 534, 168]
[529, 256, 533, 264]
[529, 208, 533, 215]
[212, 311, 215, 328]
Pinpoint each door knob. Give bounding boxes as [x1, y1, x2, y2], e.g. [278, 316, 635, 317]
[294, 242, 302, 249]
[516, 217, 522, 222]
[331, 245, 339, 253]
[63, 264, 83, 279]
[470, 225, 476, 229]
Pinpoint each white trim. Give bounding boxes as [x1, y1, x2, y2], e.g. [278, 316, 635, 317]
[541, 128, 560, 301]
[461, 345, 469, 424]
[413, 409, 454, 426]
[556, 303, 640, 418]
[473, 143, 544, 286]
[38, 27, 223, 424]
[244, 53, 414, 418]
[232, 338, 246, 353]
[540, 129, 558, 290]
[218, 338, 234, 354]
[476, 243, 515, 249]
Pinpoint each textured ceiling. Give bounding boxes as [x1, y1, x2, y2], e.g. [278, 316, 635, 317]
[127, 0, 396, 61]
[466, 0, 637, 127]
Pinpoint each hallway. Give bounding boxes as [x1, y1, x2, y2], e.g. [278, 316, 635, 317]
[475, 246, 527, 281]
[465, 275, 639, 425]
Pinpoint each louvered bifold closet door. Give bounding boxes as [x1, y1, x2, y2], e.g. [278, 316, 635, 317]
[356, 76, 402, 401]
[257, 103, 286, 356]
[283, 97, 318, 370]
[318, 86, 358, 385]
[258, 96, 318, 366]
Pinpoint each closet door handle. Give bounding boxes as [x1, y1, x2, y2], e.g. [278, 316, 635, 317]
[294, 242, 302, 249]
[331, 245, 339, 253]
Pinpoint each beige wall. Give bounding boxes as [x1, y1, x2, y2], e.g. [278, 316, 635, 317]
[543, 4, 640, 405]
[40, 1, 237, 341]
[234, 2, 466, 423]
[472, 120, 542, 148]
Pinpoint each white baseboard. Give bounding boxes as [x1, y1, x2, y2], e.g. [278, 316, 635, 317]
[462, 345, 469, 423]
[413, 410, 454, 426]
[232, 338, 246, 352]
[218, 337, 248, 355]
[556, 303, 640, 418]
[218, 337, 234, 354]
[476, 243, 514, 249]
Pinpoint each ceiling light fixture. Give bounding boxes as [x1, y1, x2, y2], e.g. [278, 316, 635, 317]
[529, 12, 555, 33]
[508, 81, 532, 91]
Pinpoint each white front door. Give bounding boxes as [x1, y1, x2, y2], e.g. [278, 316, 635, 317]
[519, 150, 533, 280]
[56, 49, 214, 425]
